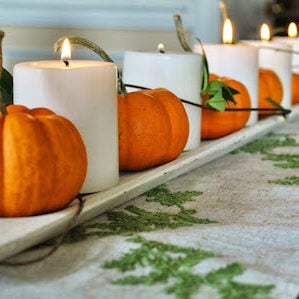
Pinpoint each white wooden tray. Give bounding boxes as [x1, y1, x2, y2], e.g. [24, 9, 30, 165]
[1, 105, 299, 262]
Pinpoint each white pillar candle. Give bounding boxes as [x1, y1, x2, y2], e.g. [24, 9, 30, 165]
[13, 60, 119, 194]
[122, 50, 202, 151]
[242, 40, 292, 109]
[273, 36, 299, 72]
[194, 43, 259, 126]
[273, 22, 299, 72]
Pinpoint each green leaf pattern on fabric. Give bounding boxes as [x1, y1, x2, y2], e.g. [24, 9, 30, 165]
[233, 133, 299, 155]
[234, 133, 299, 167]
[63, 185, 216, 243]
[234, 133, 299, 184]
[103, 236, 274, 299]
[34, 132, 298, 298]
[269, 175, 299, 185]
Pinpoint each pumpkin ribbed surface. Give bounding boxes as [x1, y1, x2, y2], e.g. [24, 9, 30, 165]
[258, 68, 283, 114]
[201, 75, 251, 140]
[0, 105, 87, 217]
[118, 88, 189, 171]
[291, 73, 299, 105]
[144, 88, 189, 164]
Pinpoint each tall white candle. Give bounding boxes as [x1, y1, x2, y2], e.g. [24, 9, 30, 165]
[273, 36, 299, 72]
[194, 18, 259, 126]
[13, 60, 119, 194]
[122, 50, 202, 151]
[195, 43, 258, 126]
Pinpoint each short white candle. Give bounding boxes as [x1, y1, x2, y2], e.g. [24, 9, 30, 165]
[194, 18, 259, 126]
[13, 59, 119, 194]
[122, 49, 202, 151]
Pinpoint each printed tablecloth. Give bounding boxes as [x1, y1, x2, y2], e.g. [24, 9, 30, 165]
[0, 117, 299, 299]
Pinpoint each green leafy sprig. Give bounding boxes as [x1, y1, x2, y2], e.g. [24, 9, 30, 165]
[195, 37, 239, 111]
[173, 13, 239, 112]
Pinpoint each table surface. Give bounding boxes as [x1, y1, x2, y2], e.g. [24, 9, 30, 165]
[0, 116, 299, 299]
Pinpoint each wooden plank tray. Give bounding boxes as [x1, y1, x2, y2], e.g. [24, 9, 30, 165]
[1, 105, 299, 262]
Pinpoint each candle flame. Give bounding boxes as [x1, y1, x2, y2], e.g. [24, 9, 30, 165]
[260, 23, 271, 41]
[61, 38, 71, 61]
[288, 22, 297, 38]
[157, 43, 166, 53]
[222, 18, 233, 44]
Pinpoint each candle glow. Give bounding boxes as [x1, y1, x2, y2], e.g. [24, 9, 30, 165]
[288, 22, 298, 38]
[61, 38, 71, 65]
[157, 43, 166, 53]
[260, 23, 271, 41]
[222, 18, 233, 44]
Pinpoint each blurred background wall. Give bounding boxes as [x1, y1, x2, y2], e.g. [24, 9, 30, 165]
[0, 0, 298, 73]
[225, 0, 299, 39]
[0, 0, 221, 72]
[224, 0, 274, 39]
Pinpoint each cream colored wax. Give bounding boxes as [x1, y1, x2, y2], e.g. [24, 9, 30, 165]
[122, 51, 203, 151]
[13, 60, 119, 193]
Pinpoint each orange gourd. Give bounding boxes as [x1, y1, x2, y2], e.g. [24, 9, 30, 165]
[201, 74, 251, 139]
[258, 68, 283, 114]
[0, 104, 87, 217]
[291, 73, 299, 105]
[118, 88, 189, 170]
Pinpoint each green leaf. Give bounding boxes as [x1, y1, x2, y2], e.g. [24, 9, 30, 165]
[202, 80, 240, 111]
[195, 37, 240, 112]
[265, 97, 283, 109]
[205, 89, 226, 112]
[0, 68, 13, 105]
[222, 85, 238, 104]
[265, 97, 289, 119]
[205, 80, 225, 95]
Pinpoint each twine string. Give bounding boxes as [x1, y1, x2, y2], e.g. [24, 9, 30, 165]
[0, 196, 85, 267]
[124, 84, 291, 116]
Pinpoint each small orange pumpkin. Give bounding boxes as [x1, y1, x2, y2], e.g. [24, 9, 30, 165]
[291, 73, 299, 105]
[258, 68, 283, 114]
[118, 88, 189, 170]
[201, 74, 251, 140]
[0, 104, 87, 217]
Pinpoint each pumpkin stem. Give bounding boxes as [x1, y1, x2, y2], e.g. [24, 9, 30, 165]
[173, 13, 193, 52]
[54, 36, 127, 96]
[174, 13, 245, 112]
[0, 98, 8, 116]
[173, 13, 209, 93]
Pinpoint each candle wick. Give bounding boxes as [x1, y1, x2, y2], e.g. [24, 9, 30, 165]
[157, 43, 166, 54]
[63, 59, 69, 67]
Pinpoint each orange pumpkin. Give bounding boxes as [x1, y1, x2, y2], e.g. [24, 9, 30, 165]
[201, 74, 251, 139]
[118, 88, 189, 170]
[291, 73, 299, 105]
[0, 104, 87, 217]
[258, 68, 283, 114]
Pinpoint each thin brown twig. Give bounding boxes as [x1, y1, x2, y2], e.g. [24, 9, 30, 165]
[173, 13, 192, 52]
[54, 36, 127, 95]
[124, 84, 291, 117]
